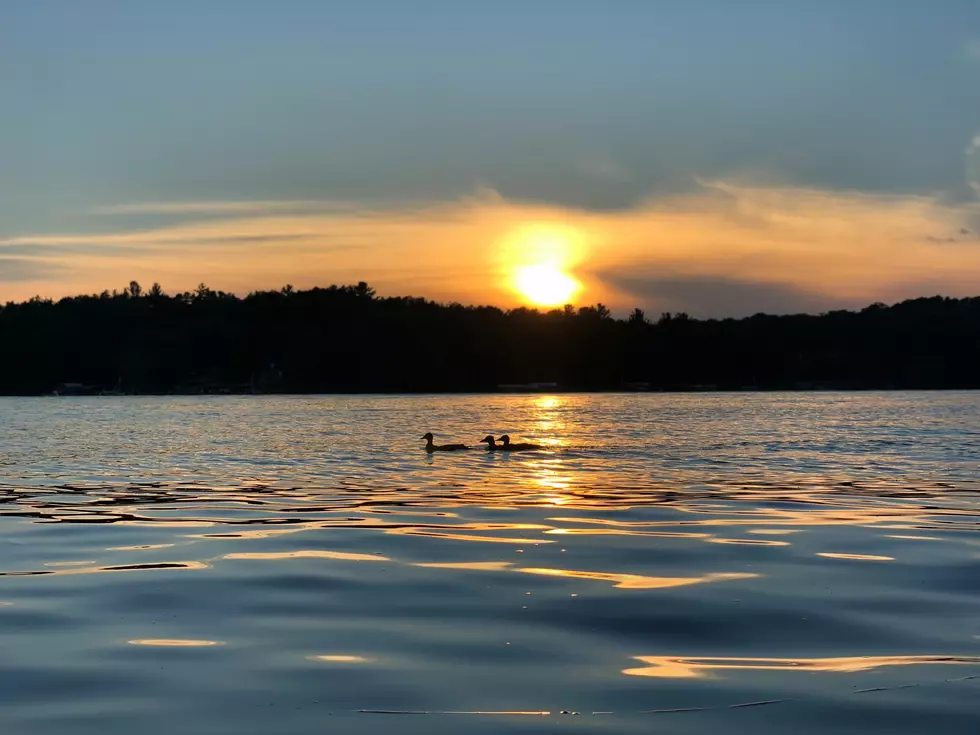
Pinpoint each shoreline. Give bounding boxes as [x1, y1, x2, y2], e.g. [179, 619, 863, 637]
[10, 386, 980, 398]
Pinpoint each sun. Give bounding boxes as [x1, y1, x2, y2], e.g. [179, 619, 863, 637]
[501, 223, 586, 307]
[515, 264, 580, 307]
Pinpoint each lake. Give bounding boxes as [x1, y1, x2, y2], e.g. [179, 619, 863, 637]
[1, 392, 979, 733]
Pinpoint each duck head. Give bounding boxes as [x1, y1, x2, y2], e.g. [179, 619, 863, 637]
[480, 435, 496, 445]
[499, 435, 511, 445]
[421, 432, 434, 441]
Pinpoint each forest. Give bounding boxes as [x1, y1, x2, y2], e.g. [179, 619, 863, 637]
[1, 281, 978, 395]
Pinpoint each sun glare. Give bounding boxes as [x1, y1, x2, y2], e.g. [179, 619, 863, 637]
[515, 265, 580, 307]
[502, 223, 586, 307]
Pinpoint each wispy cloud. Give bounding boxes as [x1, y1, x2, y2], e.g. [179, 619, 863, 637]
[3, 183, 980, 314]
[89, 200, 364, 216]
[600, 274, 831, 317]
[968, 131, 980, 197]
[0, 257, 66, 283]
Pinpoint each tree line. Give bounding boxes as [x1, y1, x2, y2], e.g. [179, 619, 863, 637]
[1, 280, 978, 394]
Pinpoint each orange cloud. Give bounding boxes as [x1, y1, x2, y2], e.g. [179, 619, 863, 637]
[2, 181, 979, 313]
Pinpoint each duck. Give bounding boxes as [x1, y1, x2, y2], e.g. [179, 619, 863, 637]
[498, 435, 543, 451]
[421, 432, 468, 453]
[479, 435, 499, 450]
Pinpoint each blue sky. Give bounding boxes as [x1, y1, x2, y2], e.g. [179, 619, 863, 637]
[2, 1, 980, 314]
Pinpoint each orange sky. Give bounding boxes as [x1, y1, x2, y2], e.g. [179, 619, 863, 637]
[3, 179, 980, 316]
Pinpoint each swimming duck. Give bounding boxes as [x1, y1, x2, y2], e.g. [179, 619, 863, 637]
[479, 435, 499, 450]
[498, 435, 543, 451]
[421, 432, 468, 453]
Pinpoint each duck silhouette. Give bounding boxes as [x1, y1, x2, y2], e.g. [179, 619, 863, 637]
[498, 435, 543, 451]
[479, 435, 499, 450]
[421, 432, 468, 453]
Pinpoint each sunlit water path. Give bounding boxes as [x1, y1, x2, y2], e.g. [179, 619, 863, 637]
[1, 393, 979, 733]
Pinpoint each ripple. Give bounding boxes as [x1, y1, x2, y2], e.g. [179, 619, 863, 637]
[0, 561, 208, 577]
[128, 639, 224, 647]
[2, 394, 980, 733]
[224, 550, 390, 562]
[414, 561, 517, 572]
[623, 655, 980, 679]
[517, 568, 759, 590]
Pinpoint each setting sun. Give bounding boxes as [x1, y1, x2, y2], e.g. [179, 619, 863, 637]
[515, 265, 580, 307]
[500, 223, 588, 307]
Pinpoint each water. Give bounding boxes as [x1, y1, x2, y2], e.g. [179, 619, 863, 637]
[1, 392, 979, 733]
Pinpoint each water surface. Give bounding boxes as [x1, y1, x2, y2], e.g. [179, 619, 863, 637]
[1, 393, 979, 733]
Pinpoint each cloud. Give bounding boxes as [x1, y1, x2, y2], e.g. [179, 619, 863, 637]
[3, 182, 980, 313]
[0, 218, 374, 250]
[89, 200, 363, 216]
[601, 275, 836, 318]
[968, 131, 980, 197]
[0, 258, 65, 283]
[575, 156, 633, 184]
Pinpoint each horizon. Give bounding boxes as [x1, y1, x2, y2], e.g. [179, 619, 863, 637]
[2, 277, 971, 322]
[3, 2, 980, 317]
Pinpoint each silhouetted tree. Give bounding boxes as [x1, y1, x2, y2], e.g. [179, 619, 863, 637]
[0, 283, 978, 394]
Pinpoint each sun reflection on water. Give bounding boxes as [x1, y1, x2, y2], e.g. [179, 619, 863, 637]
[2, 394, 980, 724]
[623, 655, 980, 679]
[519, 568, 759, 589]
[223, 550, 390, 562]
[817, 552, 895, 561]
[129, 639, 224, 647]
[414, 561, 758, 589]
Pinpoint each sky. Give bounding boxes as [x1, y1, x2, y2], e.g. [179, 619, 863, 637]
[2, 0, 980, 317]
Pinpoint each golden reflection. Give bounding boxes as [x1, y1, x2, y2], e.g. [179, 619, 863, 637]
[411, 561, 756, 590]
[414, 561, 515, 571]
[128, 639, 223, 647]
[0, 561, 208, 577]
[44, 560, 97, 567]
[549, 498, 976, 531]
[386, 528, 554, 544]
[817, 552, 895, 561]
[529, 466, 573, 497]
[545, 528, 711, 539]
[518, 568, 758, 589]
[308, 654, 372, 663]
[528, 395, 569, 444]
[623, 654, 980, 679]
[708, 538, 790, 547]
[186, 518, 559, 544]
[123, 521, 216, 528]
[223, 550, 389, 562]
[534, 396, 561, 411]
[549, 517, 685, 528]
[885, 535, 943, 541]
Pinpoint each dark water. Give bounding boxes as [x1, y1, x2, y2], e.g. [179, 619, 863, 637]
[1, 393, 979, 733]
